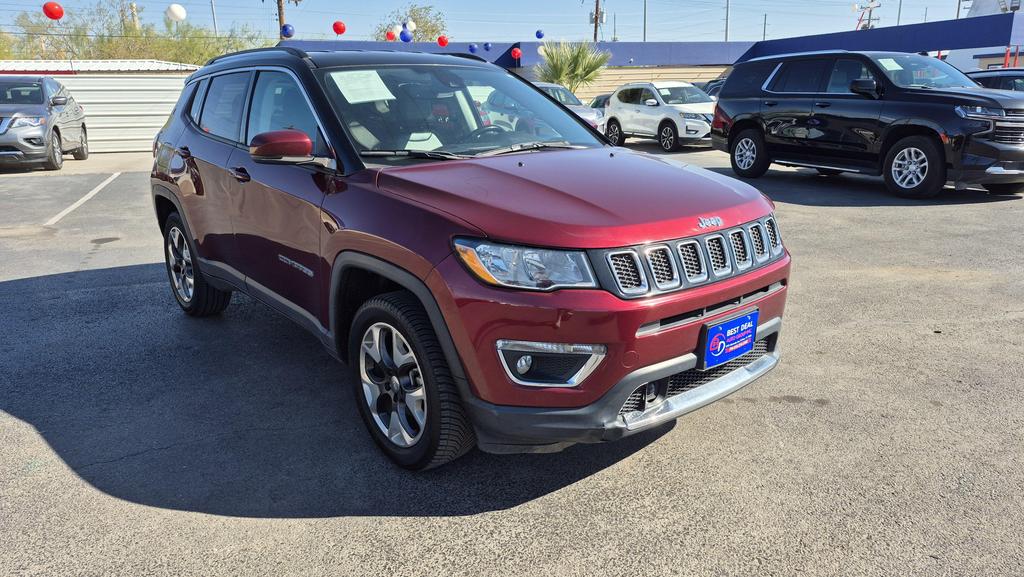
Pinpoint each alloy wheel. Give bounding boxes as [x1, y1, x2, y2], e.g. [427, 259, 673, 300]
[891, 147, 928, 189]
[660, 126, 676, 151]
[606, 123, 621, 144]
[359, 322, 427, 448]
[166, 226, 194, 302]
[734, 137, 756, 170]
[51, 135, 63, 168]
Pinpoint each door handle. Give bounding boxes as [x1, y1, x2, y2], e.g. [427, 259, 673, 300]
[230, 166, 251, 183]
[763, 100, 778, 107]
[814, 102, 832, 108]
[176, 146, 191, 159]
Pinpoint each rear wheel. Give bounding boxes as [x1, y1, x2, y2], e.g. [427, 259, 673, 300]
[349, 292, 475, 470]
[72, 128, 89, 160]
[883, 136, 945, 198]
[42, 132, 63, 171]
[982, 182, 1024, 195]
[605, 119, 625, 146]
[163, 213, 231, 316]
[730, 128, 770, 178]
[658, 121, 680, 152]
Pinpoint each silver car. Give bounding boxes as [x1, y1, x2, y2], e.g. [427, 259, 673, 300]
[534, 82, 604, 129]
[0, 76, 88, 170]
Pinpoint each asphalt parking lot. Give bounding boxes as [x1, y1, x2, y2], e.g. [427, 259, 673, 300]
[2, 145, 1023, 577]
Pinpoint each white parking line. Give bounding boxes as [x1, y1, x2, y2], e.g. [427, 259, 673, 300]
[43, 172, 121, 227]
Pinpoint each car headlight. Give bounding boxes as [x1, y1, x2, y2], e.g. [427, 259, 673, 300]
[680, 112, 705, 120]
[955, 105, 1005, 119]
[454, 238, 597, 291]
[10, 116, 46, 129]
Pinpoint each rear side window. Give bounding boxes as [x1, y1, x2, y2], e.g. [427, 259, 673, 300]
[199, 72, 251, 141]
[246, 71, 328, 155]
[769, 59, 831, 93]
[719, 61, 777, 98]
[188, 78, 208, 124]
[1002, 76, 1024, 91]
[616, 88, 635, 104]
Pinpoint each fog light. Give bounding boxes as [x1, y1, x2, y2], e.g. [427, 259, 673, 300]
[645, 381, 658, 402]
[515, 355, 533, 375]
[496, 340, 606, 388]
[25, 137, 44, 147]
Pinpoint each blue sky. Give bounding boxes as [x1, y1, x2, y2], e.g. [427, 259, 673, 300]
[4, 0, 963, 42]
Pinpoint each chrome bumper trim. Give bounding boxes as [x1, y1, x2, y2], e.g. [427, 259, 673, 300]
[985, 166, 1024, 175]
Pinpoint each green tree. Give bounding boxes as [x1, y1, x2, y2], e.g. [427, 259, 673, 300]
[534, 42, 611, 93]
[0, 32, 15, 59]
[372, 4, 448, 42]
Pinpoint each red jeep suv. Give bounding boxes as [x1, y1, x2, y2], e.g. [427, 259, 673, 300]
[151, 47, 791, 469]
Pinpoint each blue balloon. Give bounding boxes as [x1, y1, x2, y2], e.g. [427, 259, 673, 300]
[399, 29, 413, 42]
[280, 23, 295, 38]
[468, 43, 478, 54]
[483, 42, 492, 51]
[535, 30, 544, 39]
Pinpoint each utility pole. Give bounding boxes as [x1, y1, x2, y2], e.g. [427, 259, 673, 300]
[897, 0, 903, 25]
[593, 0, 600, 42]
[725, 0, 730, 41]
[210, 0, 219, 34]
[762, 13, 767, 40]
[277, 0, 287, 39]
[956, 0, 963, 18]
[643, 0, 647, 42]
[924, 6, 928, 21]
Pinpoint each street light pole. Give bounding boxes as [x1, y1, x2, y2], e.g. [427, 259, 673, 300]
[210, 0, 219, 35]
[896, 0, 902, 25]
[643, 0, 647, 42]
[762, 13, 767, 40]
[725, 0, 730, 41]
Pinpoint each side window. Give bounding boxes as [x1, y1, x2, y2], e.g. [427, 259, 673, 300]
[616, 89, 633, 104]
[198, 72, 251, 141]
[719, 61, 778, 98]
[1005, 77, 1024, 91]
[972, 76, 996, 89]
[639, 88, 656, 103]
[769, 59, 831, 93]
[188, 78, 208, 124]
[826, 59, 876, 93]
[246, 71, 327, 155]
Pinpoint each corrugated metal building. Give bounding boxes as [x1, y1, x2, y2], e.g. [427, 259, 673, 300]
[0, 60, 197, 153]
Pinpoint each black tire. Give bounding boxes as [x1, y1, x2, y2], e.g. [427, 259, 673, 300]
[349, 291, 475, 470]
[605, 119, 625, 146]
[816, 168, 842, 177]
[883, 135, 945, 199]
[162, 212, 231, 316]
[658, 121, 680, 152]
[42, 132, 63, 171]
[982, 182, 1024, 195]
[72, 128, 89, 160]
[729, 128, 770, 178]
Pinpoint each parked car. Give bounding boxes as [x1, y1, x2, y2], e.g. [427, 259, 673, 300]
[534, 81, 603, 128]
[712, 50, 1024, 197]
[966, 67, 1024, 92]
[0, 75, 88, 170]
[152, 47, 790, 470]
[589, 93, 611, 109]
[604, 81, 716, 151]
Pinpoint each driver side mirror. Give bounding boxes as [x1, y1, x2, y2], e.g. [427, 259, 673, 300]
[249, 129, 317, 165]
[50, 96, 68, 106]
[850, 78, 879, 98]
[644, 98, 659, 107]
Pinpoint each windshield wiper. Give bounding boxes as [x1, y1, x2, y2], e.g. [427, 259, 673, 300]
[360, 149, 469, 160]
[474, 141, 580, 157]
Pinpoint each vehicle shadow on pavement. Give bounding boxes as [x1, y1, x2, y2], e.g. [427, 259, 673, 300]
[0, 264, 669, 518]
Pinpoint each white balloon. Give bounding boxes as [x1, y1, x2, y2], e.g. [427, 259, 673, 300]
[165, 3, 186, 22]
[405, 19, 417, 32]
[537, 45, 546, 56]
[392, 24, 403, 36]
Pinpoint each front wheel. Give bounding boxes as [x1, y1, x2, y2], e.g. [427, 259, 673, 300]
[730, 129, 770, 178]
[658, 122, 680, 152]
[982, 182, 1024, 195]
[883, 136, 945, 198]
[605, 119, 625, 146]
[42, 133, 63, 171]
[349, 292, 475, 470]
[163, 213, 231, 316]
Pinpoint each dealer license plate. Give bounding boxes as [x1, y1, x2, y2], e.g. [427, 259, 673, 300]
[701, 309, 759, 370]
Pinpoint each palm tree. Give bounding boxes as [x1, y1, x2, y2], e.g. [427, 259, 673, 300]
[534, 42, 611, 94]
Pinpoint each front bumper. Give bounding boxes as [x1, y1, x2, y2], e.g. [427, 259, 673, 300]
[680, 119, 712, 141]
[0, 124, 48, 164]
[953, 134, 1024, 185]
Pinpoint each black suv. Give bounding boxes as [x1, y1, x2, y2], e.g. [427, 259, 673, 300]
[967, 68, 1024, 92]
[711, 51, 1024, 197]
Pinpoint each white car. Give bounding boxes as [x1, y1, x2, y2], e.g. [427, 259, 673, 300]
[534, 82, 604, 130]
[604, 81, 716, 151]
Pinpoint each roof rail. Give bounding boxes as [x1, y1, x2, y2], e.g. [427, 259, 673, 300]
[745, 49, 849, 62]
[204, 46, 309, 66]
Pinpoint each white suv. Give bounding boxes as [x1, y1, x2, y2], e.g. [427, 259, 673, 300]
[604, 81, 716, 151]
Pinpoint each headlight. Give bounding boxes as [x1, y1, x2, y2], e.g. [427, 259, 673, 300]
[454, 238, 597, 291]
[680, 112, 705, 120]
[10, 116, 46, 129]
[955, 105, 1005, 119]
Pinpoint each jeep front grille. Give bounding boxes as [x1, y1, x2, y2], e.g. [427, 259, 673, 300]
[619, 339, 771, 415]
[597, 216, 783, 299]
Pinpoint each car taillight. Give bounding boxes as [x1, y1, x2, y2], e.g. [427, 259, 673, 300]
[711, 103, 730, 132]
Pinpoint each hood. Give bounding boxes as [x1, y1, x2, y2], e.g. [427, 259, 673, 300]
[910, 86, 1024, 108]
[565, 104, 601, 121]
[668, 101, 716, 114]
[375, 147, 773, 249]
[0, 104, 47, 117]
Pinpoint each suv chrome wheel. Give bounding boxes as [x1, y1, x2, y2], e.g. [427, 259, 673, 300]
[660, 125, 677, 151]
[734, 137, 756, 170]
[166, 226, 194, 303]
[891, 147, 928, 189]
[359, 322, 427, 448]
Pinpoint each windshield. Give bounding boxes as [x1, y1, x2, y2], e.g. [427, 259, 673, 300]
[657, 85, 713, 105]
[319, 66, 601, 164]
[0, 82, 44, 105]
[541, 85, 583, 106]
[870, 54, 978, 89]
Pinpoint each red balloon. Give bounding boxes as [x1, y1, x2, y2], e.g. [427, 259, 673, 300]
[437, 35, 449, 47]
[511, 47, 522, 59]
[332, 21, 346, 35]
[385, 30, 396, 41]
[42, 1, 64, 19]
